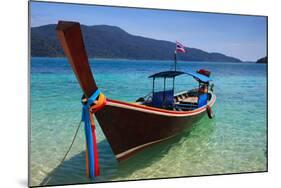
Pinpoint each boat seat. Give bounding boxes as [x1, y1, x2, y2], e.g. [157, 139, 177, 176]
[152, 89, 174, 108]
[181, 96, 198, 103]
[175, 93, 188, 102]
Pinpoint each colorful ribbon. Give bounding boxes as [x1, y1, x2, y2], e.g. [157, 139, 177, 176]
[81, 89, 106, 178]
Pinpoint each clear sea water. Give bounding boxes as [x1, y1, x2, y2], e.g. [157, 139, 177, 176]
[30, 57, 267, 186]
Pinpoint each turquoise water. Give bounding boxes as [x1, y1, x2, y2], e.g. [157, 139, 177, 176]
[30, 58, 267, 186]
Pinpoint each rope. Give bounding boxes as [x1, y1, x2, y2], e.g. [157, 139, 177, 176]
[42, 90, 107, 185]
[41, 120, 83, 186]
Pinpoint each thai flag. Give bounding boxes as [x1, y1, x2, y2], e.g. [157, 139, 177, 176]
[175, 41, 186, 53]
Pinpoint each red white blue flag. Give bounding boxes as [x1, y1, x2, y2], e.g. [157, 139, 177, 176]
[175, 41, 186, 53]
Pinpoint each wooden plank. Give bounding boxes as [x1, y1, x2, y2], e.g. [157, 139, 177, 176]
[181, 97, 198, 103]
[56, 21, 98, 97]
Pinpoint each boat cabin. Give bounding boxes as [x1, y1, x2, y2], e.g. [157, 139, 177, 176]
[140, 70, 212, 111]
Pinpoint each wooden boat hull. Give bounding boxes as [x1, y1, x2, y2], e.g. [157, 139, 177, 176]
[95, 92, 216, 161]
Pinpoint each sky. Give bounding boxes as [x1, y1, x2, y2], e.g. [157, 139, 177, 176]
[30, 1, 267, 61]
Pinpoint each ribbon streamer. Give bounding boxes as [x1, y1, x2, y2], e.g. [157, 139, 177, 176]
[82, 89, 106, 178]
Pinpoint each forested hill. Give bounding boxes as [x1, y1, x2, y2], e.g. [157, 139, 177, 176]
[31, 24, 242, 62]
[256, 56, 268, 64]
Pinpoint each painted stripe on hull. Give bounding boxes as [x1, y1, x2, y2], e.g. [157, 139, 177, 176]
[106, 93, 216, 117]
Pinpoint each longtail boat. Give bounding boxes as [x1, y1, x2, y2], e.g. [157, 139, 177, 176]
[56, 21, 216, 170]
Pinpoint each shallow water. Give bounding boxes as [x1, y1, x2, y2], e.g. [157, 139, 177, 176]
[30, 58, 267, 186]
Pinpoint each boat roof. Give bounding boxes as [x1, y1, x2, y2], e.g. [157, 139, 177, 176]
[185, 71, 211, 83]
[148, 71, 185, 78]
[149, 70, 211, 83]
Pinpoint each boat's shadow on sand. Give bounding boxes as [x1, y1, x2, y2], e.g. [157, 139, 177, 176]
[40, 116, 216, 186]
[40, 131, 191, 186]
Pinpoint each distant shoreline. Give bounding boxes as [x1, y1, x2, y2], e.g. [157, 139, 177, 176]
[30, 56, 256, 64]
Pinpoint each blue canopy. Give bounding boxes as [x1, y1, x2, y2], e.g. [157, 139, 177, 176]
[149, 70, 211, 83]
[149, 71, 185, 78]
[185, 71, 211, 83]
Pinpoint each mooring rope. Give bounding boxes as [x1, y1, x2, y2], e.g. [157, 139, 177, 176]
[41, 120, 83, 186]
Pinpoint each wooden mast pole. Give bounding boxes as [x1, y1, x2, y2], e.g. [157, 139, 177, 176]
[56, 21, 103, 178]
[56, 21, 98, 98]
